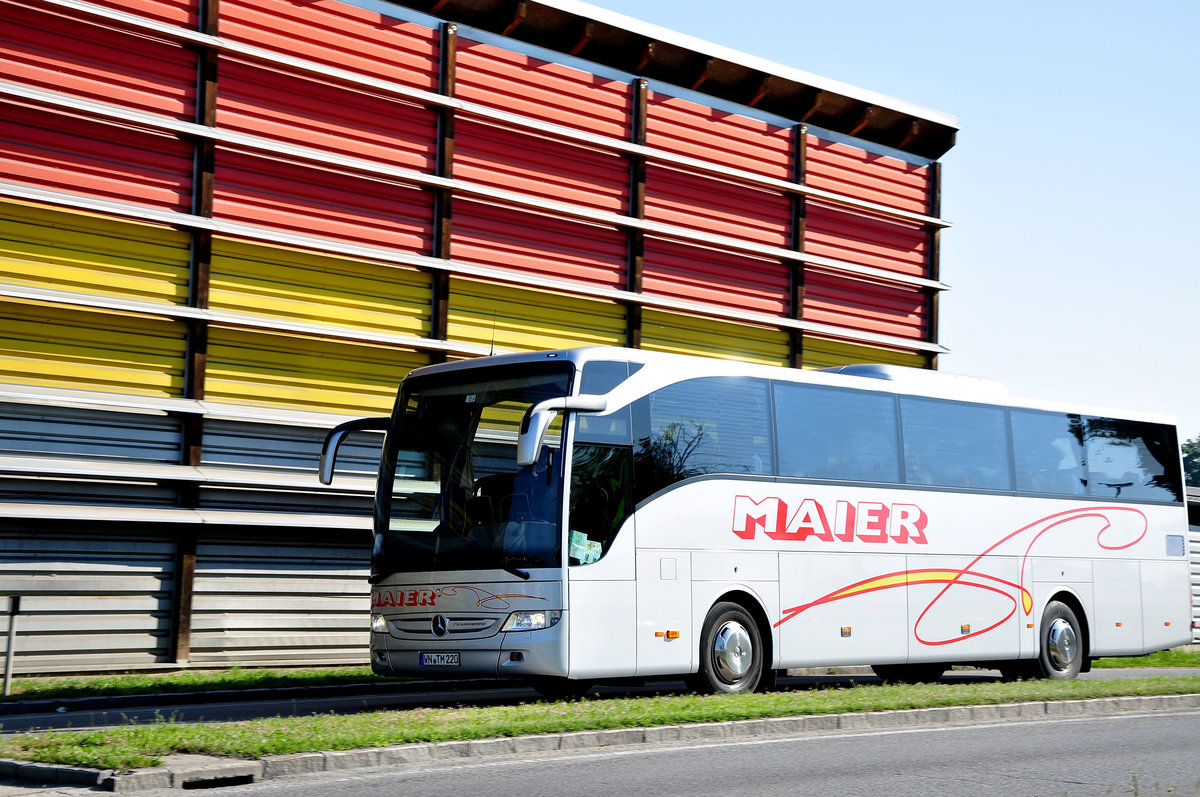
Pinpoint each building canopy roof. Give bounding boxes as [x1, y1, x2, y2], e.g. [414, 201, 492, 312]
[396, 0, 959, 159]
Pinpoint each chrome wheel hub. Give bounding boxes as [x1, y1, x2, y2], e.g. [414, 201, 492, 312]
[713, 620, 753, 682]
[1045, 617, 1078, 670]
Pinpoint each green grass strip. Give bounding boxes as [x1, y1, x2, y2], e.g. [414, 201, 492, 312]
[0, 666, 383, 703]
[4, 647, 1193, 704]
[2, 677, 1197, 771]
[1092, 648, 1200, 668]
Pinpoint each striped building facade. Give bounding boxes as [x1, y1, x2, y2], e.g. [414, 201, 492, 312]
[0, 0, 958, 672]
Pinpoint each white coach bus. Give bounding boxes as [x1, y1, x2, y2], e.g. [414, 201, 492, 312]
[320, 347, 1192, 695]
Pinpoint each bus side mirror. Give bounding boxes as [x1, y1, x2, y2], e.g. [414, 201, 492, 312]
[319, 417, 389, 485]
[517, 396, 607, 467]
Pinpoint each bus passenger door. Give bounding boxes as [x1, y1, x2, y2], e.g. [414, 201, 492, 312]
[566, 530, 636, 679]
[635, 549, 692, 676]
[566, 440, 636, 679]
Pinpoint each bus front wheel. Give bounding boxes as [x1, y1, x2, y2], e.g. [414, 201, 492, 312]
[692, 602, 764, 694]
[1036, 600, 1083, 679]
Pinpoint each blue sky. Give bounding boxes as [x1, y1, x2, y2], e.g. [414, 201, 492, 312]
[581, 0, 1200, 444]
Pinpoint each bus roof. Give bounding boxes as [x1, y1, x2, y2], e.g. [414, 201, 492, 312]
[404, 347, 1178, 428]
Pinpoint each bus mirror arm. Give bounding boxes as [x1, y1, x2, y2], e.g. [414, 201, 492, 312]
[319, 416, 390, 485]
[517, 396, 607, 467]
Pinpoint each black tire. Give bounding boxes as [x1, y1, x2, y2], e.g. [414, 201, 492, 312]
[530, 677, 594, 700]
[693, 602, 764, 694]
[871, 663, 944, 684]
[1036, 600, 1083, 680]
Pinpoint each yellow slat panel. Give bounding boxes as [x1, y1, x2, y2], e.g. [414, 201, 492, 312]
[801, 335, 929, 369]
[0, 299, 187, 395]
[448, 278, 625, 352]
[204, 327, 426, 415]
[0, 200, 190, 304]
[209, 238, 431, 337]
[641, 309, 789, 366]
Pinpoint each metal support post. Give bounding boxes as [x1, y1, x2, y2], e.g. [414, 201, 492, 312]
[3, 596, 20, 696]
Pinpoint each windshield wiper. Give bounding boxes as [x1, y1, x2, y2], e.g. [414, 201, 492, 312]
[368, 568, 398, 585]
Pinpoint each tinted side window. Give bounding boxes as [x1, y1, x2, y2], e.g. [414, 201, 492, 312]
[1083, 418, 1181, 502]
[1010, 410, 1086, 495]
[900, 397, 1012, 490]
[632, 377, 773, 502]
[774, 383, 900, 483]
[580, 360, 641, 395]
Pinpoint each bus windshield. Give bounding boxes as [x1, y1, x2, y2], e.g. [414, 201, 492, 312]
[373, 362, 574, 580]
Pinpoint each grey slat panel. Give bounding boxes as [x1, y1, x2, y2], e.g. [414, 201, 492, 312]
[0, 402, 183, 463]
[197, 486, 372, 515]
[0, 477, 179, 506]
[202, 419, 383, 477]
[0, 527, 176, 673]
[187, 533, 370, 665]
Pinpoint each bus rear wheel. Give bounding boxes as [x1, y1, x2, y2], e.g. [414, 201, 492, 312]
[871, 664, 944, 683]
[693, 602, 764, 694]
[1036, 600, 1083, 680]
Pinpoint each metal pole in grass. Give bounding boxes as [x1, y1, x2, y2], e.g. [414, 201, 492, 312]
[3, 596, 19, 697]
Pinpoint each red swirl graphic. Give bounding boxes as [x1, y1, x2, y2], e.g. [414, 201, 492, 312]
[776, 506, 1147, 647]
[438, 585, 547, 610]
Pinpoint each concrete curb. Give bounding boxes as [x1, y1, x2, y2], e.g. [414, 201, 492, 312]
[4, 693, 1199, 792]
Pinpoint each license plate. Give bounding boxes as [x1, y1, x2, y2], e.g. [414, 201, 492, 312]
[419, 652, 460, 667]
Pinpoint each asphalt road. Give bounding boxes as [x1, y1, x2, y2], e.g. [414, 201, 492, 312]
[0, 667, 1194, 734]
[91, 707, 1200, 797]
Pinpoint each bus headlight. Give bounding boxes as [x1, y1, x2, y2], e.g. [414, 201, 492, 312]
[501, 610, 561, 632]
[370, 614, 389, 633]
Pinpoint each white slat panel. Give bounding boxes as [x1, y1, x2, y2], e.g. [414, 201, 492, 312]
[1190, 524, 1200, 642]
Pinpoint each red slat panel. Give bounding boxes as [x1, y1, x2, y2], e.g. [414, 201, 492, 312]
[0, 1, 197, 120]
[644, 163, 790, 247]
[454, 118, 628, 214]
[645, 91, 792, 179]
[217, 57, 437, 173]
[456, 39, 631, 139]
[220, 0, 439, 91]
[806, 135, 931, 214]
[451, 199, 626, 289]
[642, 238, 789, 316]
[803, 271, 927, 340]
[0, 102, 193, 210]
[81, 0, 199, 28]
[213, 148, 432, 252]
[804, 201, 927, 278]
